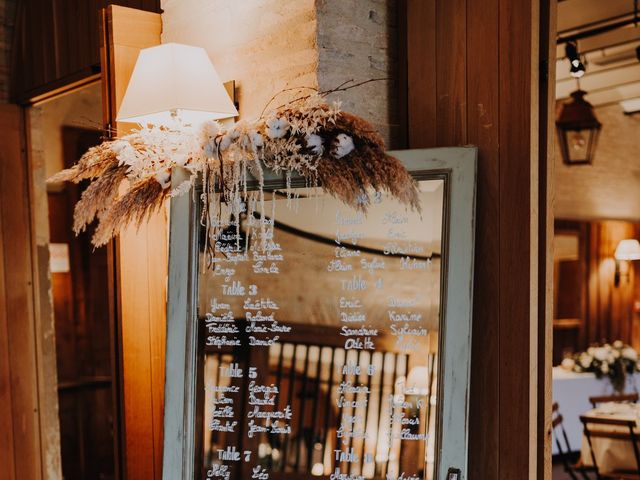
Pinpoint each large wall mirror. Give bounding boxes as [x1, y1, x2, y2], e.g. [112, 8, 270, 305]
[163, 148, 476, 480]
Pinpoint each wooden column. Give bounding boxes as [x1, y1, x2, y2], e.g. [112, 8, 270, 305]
[404, 0, 553, 478]
[0, 105, 62, 479]
[100, 6, 166, 480]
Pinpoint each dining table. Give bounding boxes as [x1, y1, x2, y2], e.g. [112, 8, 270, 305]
[580, 402, 640, 473]
[553, 366, 640, 454]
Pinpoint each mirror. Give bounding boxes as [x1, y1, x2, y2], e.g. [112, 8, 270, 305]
[163, 148, 476, 480]
[197, 180, 443, 479]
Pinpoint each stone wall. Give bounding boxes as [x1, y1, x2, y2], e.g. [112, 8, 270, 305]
[160, 0, 398, 146]
[316, 0, 399, 147]
[555, 104, 640, 221]
[161, 0, 319, 120]
[0, 0, 16, 103]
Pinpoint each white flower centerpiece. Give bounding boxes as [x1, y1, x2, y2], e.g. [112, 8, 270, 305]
[561, 340, 640, 393]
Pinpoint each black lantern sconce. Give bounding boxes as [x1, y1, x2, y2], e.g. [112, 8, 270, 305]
[556, 90, 601, 165]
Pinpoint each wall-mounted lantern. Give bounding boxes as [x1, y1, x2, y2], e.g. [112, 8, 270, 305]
[556, 90, 601, 166]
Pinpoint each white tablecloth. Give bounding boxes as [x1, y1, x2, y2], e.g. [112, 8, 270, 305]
[580, 403, 640, 472]
[552, 367, 640, 455]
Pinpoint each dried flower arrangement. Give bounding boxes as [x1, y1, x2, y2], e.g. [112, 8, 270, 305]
[48, 92, 421, 254]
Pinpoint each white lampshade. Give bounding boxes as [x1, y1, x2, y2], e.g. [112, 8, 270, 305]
[615, 239, 640, 261]
[116, 43, 238, 127]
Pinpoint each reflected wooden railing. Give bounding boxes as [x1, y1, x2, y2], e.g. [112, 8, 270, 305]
[198, 323, 438, 479]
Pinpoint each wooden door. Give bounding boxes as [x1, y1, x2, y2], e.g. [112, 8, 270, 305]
[0, 105, 62, 478]
[100, 6, 166, 480]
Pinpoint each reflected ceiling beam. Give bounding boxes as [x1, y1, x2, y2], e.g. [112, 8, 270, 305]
[556, 26, 640, 60]
[557, 63, 640, 97]
[555, 0, 640, 110]
[558, 15, 640, 44]
[250, 212, 440, 261]
[558, 0, 638, 35]
[556, 80, 640, 106]
[557, 56, 639, 81]
[588, 83, 640, 107]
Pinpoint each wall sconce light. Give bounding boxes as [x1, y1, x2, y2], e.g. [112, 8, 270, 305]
[117, 42, 238, 128]
[614, 239, 640, 287]
[556, 89, 601, 166]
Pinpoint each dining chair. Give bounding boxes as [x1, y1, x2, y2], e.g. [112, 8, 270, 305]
[580, 415, 640, 480]
[589, 393, 640, 409]
[553, 403, 594, 480]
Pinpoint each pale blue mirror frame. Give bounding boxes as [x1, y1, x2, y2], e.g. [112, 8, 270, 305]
[162, 147, 477, 480]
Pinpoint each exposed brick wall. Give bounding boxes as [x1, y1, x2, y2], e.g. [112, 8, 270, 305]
[160, 0, 399, 147]
[555, 104, 640, 220]
[0, 0, 16, 103]
[316, 0, 399, 147]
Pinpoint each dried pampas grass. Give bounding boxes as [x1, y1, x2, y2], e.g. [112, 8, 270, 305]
[314, 112, 421, 212]
[73, 164, 128, 234]
[48, 91, 421, 249]
[47, 142, 117, 184]
[92, 177, 166, 247]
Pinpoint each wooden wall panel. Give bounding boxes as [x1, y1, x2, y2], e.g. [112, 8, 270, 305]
[498, 0, 539, 477]
[0, 106, 19, 480]
[0, 104, 41, 480]
[553, 219, 640, 356]
[100, 6, 165, 480]
[0, 105, 62, 479]
[538, 1, 556, 477]
[404, 0, 549, 478]
[436, 0, 467, 145]
[11, 0, 162, 102]
[586, 221, 637, 347]
[466, 0, 501, 478]
[406, 0, 435, 148]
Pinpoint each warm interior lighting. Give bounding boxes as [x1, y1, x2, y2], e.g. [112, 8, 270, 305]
[116, 43, 238, 127]
[311, 463, 324, 476]
[615, 239, 640, 261]
[406, 366, 429, 396]
[614, 239, 640, 287]
[49, 243, 70, 273]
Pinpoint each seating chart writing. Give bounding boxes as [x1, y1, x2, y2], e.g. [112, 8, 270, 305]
[199, 181, 444, 479]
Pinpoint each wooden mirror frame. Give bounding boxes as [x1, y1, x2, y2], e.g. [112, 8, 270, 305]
[162, 147, 477, 479]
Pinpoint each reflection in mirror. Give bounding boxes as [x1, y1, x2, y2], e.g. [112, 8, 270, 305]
[195, 178, 445, 479]
[30, 82, 118, 479]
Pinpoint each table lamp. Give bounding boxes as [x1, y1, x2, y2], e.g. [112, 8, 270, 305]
[116, 42, 238, 128]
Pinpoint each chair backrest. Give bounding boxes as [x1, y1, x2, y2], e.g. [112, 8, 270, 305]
[589, 392, 639, 409]
[580, 415, 640, 475]
[552, 405, 583, 480]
